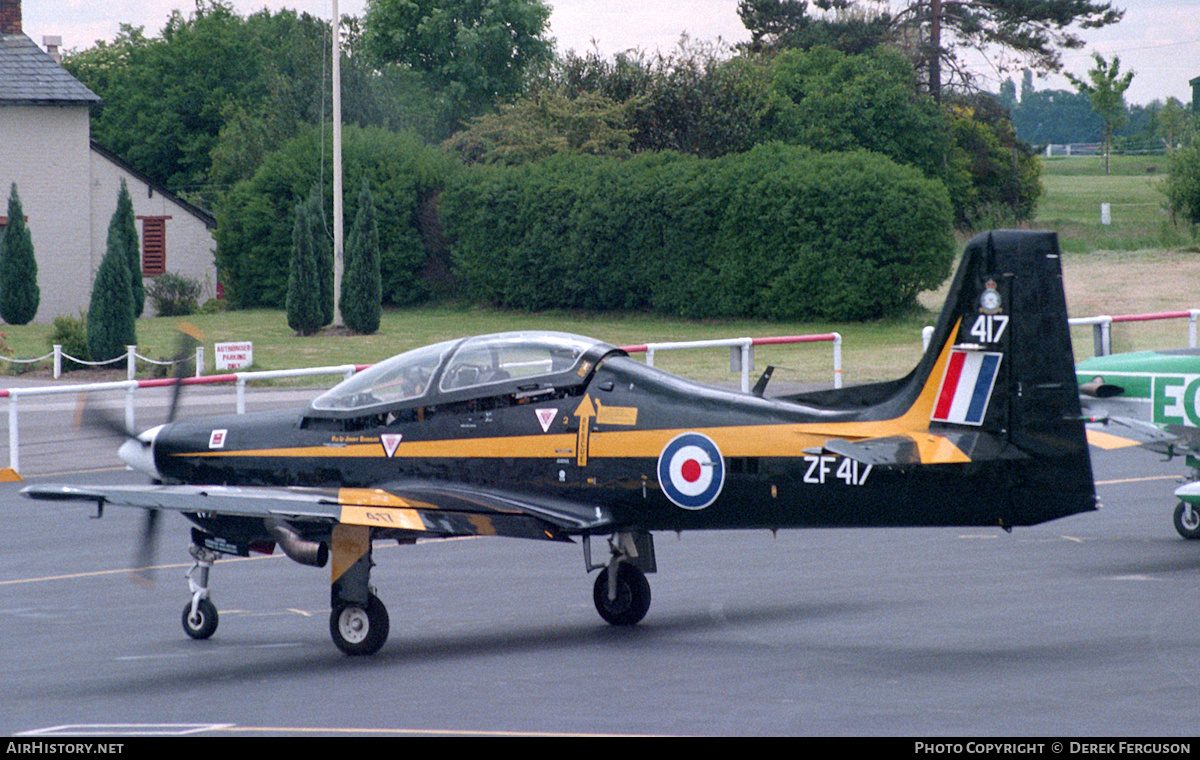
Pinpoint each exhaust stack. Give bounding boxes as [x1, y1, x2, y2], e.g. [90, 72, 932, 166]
[266, 518, 329, 568]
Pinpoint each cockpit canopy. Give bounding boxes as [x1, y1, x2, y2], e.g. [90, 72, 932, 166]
[309, 331, 617, 416]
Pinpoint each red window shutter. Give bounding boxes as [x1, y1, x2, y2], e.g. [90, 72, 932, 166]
[137, 216, 170, 276]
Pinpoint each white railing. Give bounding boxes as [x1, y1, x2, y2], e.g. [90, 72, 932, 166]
[0, 344, 206, 379]
[921, 309, 1200, 357]
[1070, 310, 1200, 356]
[621, 333, 843, 392]
[1, 364, 360, 474]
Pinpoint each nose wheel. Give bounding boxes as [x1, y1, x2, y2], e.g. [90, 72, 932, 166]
[182, 597, 219, 639]
[1174, 501, 1200, 539]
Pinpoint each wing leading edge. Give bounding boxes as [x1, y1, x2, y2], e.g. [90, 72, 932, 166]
[21, 481, 614, 542]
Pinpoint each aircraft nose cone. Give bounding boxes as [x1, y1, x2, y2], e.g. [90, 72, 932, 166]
[119, 424, 164, 480]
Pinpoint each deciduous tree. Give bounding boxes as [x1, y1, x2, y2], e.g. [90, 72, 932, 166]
[1068, 52, 1134, 174]
[363, 0, 554, 126]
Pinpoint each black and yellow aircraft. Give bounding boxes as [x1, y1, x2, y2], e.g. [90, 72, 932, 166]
[23, 230, 1098, 655]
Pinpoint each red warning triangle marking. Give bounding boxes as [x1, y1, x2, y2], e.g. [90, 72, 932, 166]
[381, 434, 403, 457]
[535, 408, 557, 433]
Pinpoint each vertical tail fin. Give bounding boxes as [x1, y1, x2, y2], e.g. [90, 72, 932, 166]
[790, 230, 1097, 526]
[923, 230, 1097, 525]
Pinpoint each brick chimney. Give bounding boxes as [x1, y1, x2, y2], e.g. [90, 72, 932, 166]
[0, 0, 21, 35]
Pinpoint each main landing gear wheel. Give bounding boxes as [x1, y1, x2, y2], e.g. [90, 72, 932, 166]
[182, 597, 218, 640]
[593, 563, 651, 626]
[1174, 501, 1200, 539]
[330, 593, 390, 656]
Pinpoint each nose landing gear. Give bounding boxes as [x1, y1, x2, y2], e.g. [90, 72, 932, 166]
[182, 544, 219, 640]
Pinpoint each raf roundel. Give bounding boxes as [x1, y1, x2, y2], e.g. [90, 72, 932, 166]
[657, 432, 726, 510]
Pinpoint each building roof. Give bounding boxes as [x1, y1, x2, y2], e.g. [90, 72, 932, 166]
[90, 141, 217, 229]
[0, 33, 100, 104]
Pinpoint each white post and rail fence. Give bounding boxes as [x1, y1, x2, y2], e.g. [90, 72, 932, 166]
[4, 309, 1198, 478]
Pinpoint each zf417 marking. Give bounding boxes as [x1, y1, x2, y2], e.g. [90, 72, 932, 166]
[803, 455, 872, 486]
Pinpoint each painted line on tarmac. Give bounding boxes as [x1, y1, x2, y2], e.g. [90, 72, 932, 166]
[0, 553, 282, 586]
[1095, 474, 1179, 486]
[17, 723, 234, 736]
[17, 722, 669, 738]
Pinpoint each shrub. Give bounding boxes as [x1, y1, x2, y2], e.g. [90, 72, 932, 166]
[48, 312, 91, 372]
[1165, 142, 1200, 228]
[146, 272, 203, 316]
[286, 197, 324, 336]
[215, 124, 458, 309]
[110, 180, 144, 317]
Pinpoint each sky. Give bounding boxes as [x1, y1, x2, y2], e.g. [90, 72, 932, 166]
[17, 0, 1200, 106]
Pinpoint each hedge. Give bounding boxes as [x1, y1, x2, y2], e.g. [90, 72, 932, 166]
[441, 143, 954, 321]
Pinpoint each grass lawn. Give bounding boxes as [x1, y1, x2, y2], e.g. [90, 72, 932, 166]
[1035, 154, 1194, 252]
[2, 151, 1198, 389]
[0, 304, 938, 389]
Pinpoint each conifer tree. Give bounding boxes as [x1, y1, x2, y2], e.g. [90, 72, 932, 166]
[307, 186, 334, 327]
[286, 198, 323, 336]
[340, 178, 382, 335]
[111, 180, 145, 317]
[0, 183, 40, 325]
[87, 220, 137, 363]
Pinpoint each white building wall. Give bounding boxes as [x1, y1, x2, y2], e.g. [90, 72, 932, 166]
[0, 103, 93, 323]
[89, 153, 218, 313]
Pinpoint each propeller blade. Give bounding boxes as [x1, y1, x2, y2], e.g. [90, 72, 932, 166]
[131, 508, 161, 586]
[166, 322, 203, 424]
[75, 393, 138, 441]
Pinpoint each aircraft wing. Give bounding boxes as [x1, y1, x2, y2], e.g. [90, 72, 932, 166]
[21, 481, 615, 542]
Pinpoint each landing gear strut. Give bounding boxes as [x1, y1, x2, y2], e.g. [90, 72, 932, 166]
[182, 544, 219, 639]
[328, 524, 389, 655]
[587, 531, 655, 626]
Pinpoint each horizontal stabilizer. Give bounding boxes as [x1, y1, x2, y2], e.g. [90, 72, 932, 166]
[1085, 415, 1183, 454]
[817, 430, 1027, 468]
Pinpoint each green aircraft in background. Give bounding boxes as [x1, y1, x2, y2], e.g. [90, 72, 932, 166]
[1077, 349, 1200, 539]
